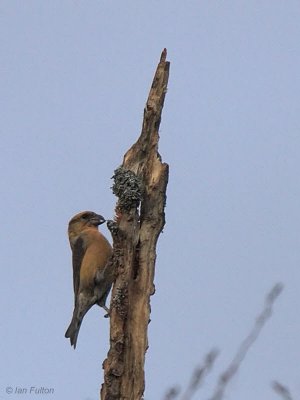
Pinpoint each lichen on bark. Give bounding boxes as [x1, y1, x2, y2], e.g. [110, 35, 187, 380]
[101, 49, 170, 400]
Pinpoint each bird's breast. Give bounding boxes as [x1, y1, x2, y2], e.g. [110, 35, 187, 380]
[79, 232, 112, 290]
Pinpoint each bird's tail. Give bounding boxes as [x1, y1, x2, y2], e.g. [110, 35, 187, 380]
[65, 297, 95, 349]
[65, 314, 82, 349]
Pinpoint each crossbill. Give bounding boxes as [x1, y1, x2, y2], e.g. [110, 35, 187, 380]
[65, 211, 113, 349]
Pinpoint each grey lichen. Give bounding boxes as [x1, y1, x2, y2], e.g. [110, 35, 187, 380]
[106, 219, 120, 237]
[112, 284, 128, 318]
[112, 167, 143, 211]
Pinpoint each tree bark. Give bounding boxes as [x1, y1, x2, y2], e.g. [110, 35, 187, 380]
[100, 49, 170, 400]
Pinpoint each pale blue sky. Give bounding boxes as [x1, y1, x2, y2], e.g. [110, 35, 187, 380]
[1, 1, 300, 399]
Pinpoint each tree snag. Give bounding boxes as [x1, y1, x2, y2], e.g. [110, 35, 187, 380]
[100, 49, 170, 400]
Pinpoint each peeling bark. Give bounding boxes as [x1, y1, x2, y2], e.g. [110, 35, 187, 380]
[101, 49, 170, 400]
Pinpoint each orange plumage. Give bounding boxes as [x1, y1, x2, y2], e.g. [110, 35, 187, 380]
[65, 211, 113, 348]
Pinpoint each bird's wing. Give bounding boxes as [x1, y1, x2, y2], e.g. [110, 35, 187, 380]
[72, 236, 86, 304]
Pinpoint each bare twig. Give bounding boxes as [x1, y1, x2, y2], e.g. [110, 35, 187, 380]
[272, 381, 293, 400]
[162, 349, 218, 400]
[163, 387, 180, 400]
[208, 283, 284, 400]
[181, 349, 219, 400]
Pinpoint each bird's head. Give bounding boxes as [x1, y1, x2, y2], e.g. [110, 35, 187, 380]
[68, 211, 106, 246]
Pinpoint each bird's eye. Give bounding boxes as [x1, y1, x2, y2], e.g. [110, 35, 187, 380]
[81, 213, 89, 220]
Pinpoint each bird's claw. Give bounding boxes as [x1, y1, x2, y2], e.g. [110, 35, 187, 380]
[103, 305, 110, 318]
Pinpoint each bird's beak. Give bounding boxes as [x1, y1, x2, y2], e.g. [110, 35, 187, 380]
[91, 214, 106, 226]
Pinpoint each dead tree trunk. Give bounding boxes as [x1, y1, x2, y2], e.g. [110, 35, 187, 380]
[100, 49, 170, 400]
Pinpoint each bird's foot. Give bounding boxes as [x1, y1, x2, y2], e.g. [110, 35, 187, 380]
[103, 305, 110, 318]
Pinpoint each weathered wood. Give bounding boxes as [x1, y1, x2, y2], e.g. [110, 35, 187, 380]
[101, 49, 170, 400]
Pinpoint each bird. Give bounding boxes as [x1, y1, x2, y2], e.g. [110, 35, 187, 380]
[65, 211, 113, 349]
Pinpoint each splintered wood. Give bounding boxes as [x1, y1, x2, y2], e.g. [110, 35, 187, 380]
[101, 49, 170, 400]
